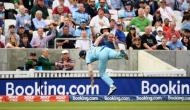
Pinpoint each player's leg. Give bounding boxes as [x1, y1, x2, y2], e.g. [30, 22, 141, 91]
[104, 47, 128, 60]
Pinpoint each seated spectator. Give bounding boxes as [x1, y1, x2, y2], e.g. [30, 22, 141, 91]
[37, 49, 55, 70]
[144, 5, 153, 24]
[181, 36, 190, 50]
[0, 26, 5, 46]
[5, 34, 19, 48]
[109, 0, 122, 10]
[59, 25, 75, 49]
[115, 22, 126, 43]
[32, 10, 47, 30]
[16, 5, 31, 31]
[168, 34, 184, 50]
[75, 30, 92, 50]
[155, 27, 164, 45]
[152, 10, 163, 27]
[129, 8, 150, 32]
[74, 20, 92, 38]
[52, 4, 71, 16]
[158, 0, 175, 22]
[25, 52, 37, 70]
[123, 1, 136, 20]
[30, 26, 56, 48]
[163, 18, 171, 33]
[0, 2, 5, 28]
[95, 0, 109, 13]
[55, 50, 75, 70]
[165, 22, 181, 41]
[6, 25, 20, 45]
[19, 34, 32, 48]
[141, 26, 157, 50]
[17, 26, 33, 42]
[129, 37, 144, 50]
[109, 19, 116, 34]
[157, 38, 169, 50]
[22, 0, 34, 11]
[126, 26, 137, 49]
[69, 0, 78, 15]
[31, 0, 49, 19]
[85, 0, 97, 18]
[72, 3, 90, 25]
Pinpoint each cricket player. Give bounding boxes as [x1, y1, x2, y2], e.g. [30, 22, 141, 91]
[79, 46, 128, 95]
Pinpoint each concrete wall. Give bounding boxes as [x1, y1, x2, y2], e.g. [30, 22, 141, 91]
[148, 51, 190, 76]
[0, 49, 138, 71]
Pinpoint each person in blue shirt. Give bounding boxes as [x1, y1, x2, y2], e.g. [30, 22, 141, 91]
[168, 34, 184, 50]
[79, 45, 128, 95]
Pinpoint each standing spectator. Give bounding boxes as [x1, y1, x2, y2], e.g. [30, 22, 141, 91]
[25, 52, 37, 70]
[157, 38, 169, 50]
[16, 5, 31, 31]
[141, 26, 157, 50]
[32, 10, 47, 30]
[30, 26, 56, 48]
[55, 50, 75, 70]
[129, 8, 150, 32]
[90, 8, 110, 38]
[31, 0, 49, 19]
[37, 49, 55, 70]
[72, 3, 90, 25]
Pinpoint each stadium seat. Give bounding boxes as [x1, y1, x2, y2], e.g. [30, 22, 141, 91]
[4, 2, 15, 10]
[4, 19, 16, 34]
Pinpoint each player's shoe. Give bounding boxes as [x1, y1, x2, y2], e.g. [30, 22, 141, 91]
[120, 50, 129, 60]
[107, 85, 117, 95]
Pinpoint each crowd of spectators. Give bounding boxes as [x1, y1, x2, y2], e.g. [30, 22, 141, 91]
[0, 0, 190, 70]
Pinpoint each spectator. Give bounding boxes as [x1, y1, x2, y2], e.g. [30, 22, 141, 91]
[141, 26, 157, 50]
[17, 26, 33, 42]
[181, 36, 190, 50]
[158, 0, 175, 22]
[16, 5, 31, 31]
[129, 8, 150, 32]
[95, 0, 109, 13]
[5, 34, 19, 48]
[155, 27, 164, 45]
[52, 0, 71, 9]
[123, 1, 136, 20]
[0, 2, 5, 28]
[157, 38, 169, 50]
[75, 30, 92, 50]
[25, 52, 37, 70]
[19, 33, 32, 48]
[109, 19, 116, 34]
[59, 25, 75, 49]
[59, 16, 75, 36]
[129, 37, 144, 50]
[52, 4, 71, 16]
[72, 3, 90, 25]
[47, 23, 59, 48]
[152, 10, 163, 27]
[163, 18, 171, 33]
[168, 34, 184, 50]
[6, 25, 20, 45]
[165, 22, 181, 41]
[126, 26, 137, 49]
[31, 0, 49, 19]
[85, 0, 97, 18]
[0, 26, 5, 46]
[37, 49, 55, 70]
[109, 0, 123, 10]
[22, 0, 34, 11]
[32, 10, 47, 30]
[30, 26, 56, 48]
[144, 5, 153, 24]
[148, 0, 159, 15]
[69, 0, 78, 14]
[90, 8, 110, 37]
[55, 50, 75, 70]
[115, 22, 126, 43]
[74, 20, 92, 38]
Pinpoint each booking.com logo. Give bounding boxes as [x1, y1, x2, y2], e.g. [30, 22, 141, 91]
[6, 81, 99, 96]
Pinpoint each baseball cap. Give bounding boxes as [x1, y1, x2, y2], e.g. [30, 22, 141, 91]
[61, 50, 69, 54]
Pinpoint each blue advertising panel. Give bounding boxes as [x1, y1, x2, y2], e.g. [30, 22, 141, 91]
[0, 77, 190, 101]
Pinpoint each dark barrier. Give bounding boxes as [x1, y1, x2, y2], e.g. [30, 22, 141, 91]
[0, 77, 190, 101]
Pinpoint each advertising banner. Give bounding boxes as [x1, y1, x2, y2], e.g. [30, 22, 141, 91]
[0, 77, 190, 101]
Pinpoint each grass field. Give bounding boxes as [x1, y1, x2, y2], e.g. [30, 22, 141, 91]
[0, 102, 190, 110]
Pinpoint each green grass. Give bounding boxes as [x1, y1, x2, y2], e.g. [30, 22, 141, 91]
[0, 102, 190, 110]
